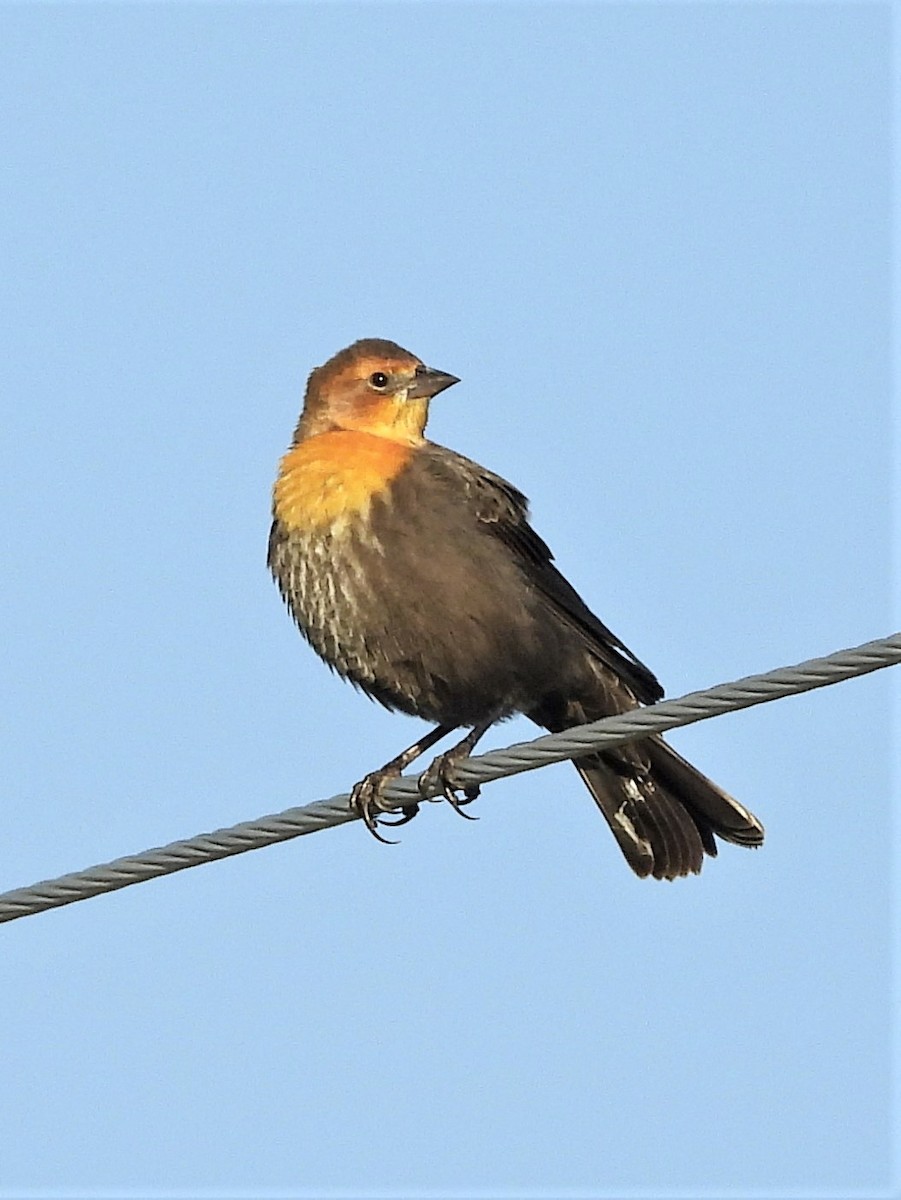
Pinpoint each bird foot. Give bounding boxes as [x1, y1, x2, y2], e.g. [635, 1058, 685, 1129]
[350, 769, 419, 844]
[418, 751, 481, 821]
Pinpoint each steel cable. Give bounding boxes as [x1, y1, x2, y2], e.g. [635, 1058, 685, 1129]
[1, 631, 898, 925]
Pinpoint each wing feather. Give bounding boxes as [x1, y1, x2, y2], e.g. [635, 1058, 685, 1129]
[422, 446, 663, 705]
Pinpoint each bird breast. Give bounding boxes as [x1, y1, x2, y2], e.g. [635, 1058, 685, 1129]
[269, 439, 569, 725]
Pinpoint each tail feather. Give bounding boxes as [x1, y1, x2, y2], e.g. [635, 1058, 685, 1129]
[533, 695, 764, 880]
[575, 756, 710, 880]
[574, 761, 656, 877]
[574, 739, 763, 879]
[646, 738, 765, 849]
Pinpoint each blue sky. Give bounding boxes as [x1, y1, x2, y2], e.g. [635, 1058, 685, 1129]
[0, 4, 894, 1197]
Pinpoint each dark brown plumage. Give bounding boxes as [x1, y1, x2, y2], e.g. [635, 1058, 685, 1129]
[268, 338, 764, 878]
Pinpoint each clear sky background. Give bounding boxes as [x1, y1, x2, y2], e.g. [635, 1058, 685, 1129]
[0, 4, 894, 1198]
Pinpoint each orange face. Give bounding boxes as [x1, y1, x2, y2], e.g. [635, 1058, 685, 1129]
[308, 352, 430, 443]
[297, 339, 460, 445]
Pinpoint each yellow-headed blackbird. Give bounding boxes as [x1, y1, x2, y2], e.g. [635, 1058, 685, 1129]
[268, 339, 764, 879]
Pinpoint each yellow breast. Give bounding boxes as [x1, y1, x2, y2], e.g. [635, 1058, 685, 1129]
[273, 430, 415, 533]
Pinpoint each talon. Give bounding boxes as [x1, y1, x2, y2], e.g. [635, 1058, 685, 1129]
[378, 803, 421, 827]
[418, 753, 480, 821]
[445, 788, 479, 822]
[350, 774, 403, 844]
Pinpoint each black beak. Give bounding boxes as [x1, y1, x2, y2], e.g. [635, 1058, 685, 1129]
[408, 365, 460, 399]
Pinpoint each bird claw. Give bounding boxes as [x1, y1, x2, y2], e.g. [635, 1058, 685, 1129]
[418, 754, 481, 821]
[378, 804, 420, 827]
[350, 771, 418, 843]
[446, 785, 480, 821]
[457, 785, 481, 808]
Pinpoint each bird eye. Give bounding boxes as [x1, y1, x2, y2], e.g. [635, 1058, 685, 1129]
[369, 371, 389, 390]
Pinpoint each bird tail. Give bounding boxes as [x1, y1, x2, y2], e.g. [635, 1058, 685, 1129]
[546, 700, 764, 879]
[574, 740, 763, 879]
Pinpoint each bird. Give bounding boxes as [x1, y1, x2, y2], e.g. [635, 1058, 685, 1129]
[268, 338, 764, 879]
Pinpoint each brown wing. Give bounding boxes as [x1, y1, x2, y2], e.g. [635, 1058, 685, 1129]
[421, 445, 663, 705]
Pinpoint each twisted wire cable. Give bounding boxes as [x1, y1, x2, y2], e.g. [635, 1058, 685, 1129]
[1, 631, 898, 925]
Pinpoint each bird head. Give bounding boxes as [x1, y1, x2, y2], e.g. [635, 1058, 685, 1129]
[294, 339, 459, 445]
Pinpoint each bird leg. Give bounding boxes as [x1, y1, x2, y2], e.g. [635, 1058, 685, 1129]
[351, 724, 455, 843]
[417, 720, 494, 820]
